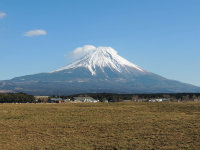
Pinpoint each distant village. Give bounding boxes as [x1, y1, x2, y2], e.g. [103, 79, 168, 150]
[0, 92, 200, 103]
[34, 96, 170, 103]
[34, 93, 200, 103]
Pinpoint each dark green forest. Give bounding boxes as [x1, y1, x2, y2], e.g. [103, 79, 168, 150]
[0, 93, 35, 103]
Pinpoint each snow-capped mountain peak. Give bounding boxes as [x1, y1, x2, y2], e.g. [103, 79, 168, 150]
[2, 45, 200, 95]
[52, 46, 144, 75]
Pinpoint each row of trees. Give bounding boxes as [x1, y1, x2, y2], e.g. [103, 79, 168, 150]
[0, 92, 35, 103]
[1, 92, 200, 103]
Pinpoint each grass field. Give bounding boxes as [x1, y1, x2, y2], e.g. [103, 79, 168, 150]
[0, 102, 200, 150]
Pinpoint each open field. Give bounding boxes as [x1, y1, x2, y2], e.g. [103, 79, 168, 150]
[0, 102, 200, 150]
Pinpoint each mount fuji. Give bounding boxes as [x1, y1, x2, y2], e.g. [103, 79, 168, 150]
[0, 46, 199, 95]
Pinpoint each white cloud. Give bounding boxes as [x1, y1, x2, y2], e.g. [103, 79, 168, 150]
[67, 45, 97, 60]
[24, 29, 47, 37]
[0, 12, 6, 19]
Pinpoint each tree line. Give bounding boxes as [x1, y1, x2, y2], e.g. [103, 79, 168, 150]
[0, 92, 35, 103]
[1, 92, 200, 103]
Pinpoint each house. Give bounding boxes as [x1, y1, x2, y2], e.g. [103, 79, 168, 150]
[73, 97, 99, 103]
[156, 99, 163, 102]
[148, 98, 168, 102]
[148, 99, 157, 102]
[162, 98, 168, 102]
[63, 98, 71, 102]
[104, 100, 109, 103]
[49, 98, 63, 103]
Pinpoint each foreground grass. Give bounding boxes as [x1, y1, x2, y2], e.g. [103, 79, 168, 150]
[0, 102, 200, 150]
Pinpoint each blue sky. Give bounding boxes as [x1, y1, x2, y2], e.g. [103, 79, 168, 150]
[0, 0, 200, 86]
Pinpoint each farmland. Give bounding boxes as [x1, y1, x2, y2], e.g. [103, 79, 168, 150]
[0, 102, 200, 149]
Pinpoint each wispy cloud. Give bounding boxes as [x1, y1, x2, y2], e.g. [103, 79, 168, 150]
[0, 12, 6, 19]
[66, 45, 96, 60]
[24, 29, 47, 37]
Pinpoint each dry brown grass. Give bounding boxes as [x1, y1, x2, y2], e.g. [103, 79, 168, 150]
[0, 102, 200, 150]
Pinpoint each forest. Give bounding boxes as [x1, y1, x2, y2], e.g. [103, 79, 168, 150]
[0, 92, 35, 103]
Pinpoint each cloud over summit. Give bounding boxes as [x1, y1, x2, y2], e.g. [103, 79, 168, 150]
[66, 45, 118, 60]
[67, 45, 97, 60]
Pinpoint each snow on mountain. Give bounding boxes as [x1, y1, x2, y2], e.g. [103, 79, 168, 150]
[1, 45, 200, 95]
[52, 46, 145, 75]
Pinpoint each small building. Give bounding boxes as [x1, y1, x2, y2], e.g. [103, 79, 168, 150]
[73, 97, 99, 103]
[148, 98, 168, 102]
[162, 98, 168, 102]
[148, 99, 157, 102]
[64, 98, 71, 102]
[104, 100, 109, 103]
[156, 99, 163, 102]
[49, 98, 63, 103]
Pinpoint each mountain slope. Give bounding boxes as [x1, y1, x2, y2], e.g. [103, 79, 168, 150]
[0, 46, 199, 95]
